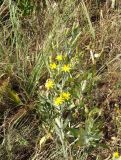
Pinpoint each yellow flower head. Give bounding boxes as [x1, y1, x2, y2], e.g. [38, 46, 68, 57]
[60, 92, 71, 101]
[62, 64, 71, 72]
[113, 152, 119, 159]
[45, 79, 54, 90]
[54, 96, 64, 106]
[56, 55, 63, 61]
[50, 63, 57, 70]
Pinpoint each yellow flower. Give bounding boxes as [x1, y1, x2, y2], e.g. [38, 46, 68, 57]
[62, 64, 71, 72]
[54, 96, 64, 106]
[56, 55, 63, 61]
[60, 92, 71, 100]
[113, 152, 120, 159]
[45, 79, 54, 90]
[50, 63, 57, 70]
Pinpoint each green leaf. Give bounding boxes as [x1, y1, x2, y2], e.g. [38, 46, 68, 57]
[89, 108, 102, 118]
[7, 89, 22, 105]
[77, 128, 86, 146]
[69, 128, 79, 138]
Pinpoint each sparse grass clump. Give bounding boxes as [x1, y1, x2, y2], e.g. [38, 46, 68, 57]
[0, 0, 121, 160]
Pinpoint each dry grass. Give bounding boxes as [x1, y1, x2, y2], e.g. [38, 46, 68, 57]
[0, 0, 121, 160]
